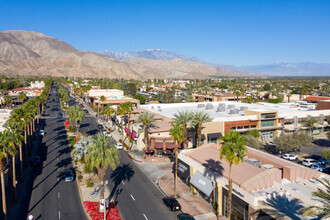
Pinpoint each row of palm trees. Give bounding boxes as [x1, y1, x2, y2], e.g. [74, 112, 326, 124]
[56, 81, 70, 106]
[137, 110, 213, 149]
[0, 80, 52, 220]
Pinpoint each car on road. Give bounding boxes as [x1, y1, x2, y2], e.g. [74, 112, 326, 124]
[115, 142, 123, 150]
[98, 124, 103, 129]
[177, 213, 195, 220]
[311, 164, 328, 172]
[31, 156, 41, 166]
[302, 158, 317, 167]
[163, 197, 181, 211]
[39, 130, 45, 135]
[65, 169, 74, 182]
[282, 154, 298, 161]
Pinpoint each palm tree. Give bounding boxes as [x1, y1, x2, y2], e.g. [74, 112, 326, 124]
[86, 133, 119, 204]
[173, 110, 192, 149]
[136, 112, 156, 149]
[18, 92, 27, 105]
[6, 127, 20, 203]
[300, 178, 330, 219]
[219, 131, 246, 220]
[98, 95, 106, 114]
[117, 103, 129, 140]
[191, 112, 212, 147]
[169, 122, 184, 198]
[304, 117, 318, 137]
[0, 130, 15, 220]
[4, 95, 13, 108]
[103, 105, 114, 126]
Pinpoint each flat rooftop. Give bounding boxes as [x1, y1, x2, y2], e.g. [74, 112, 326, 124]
[140, 101, 330, 121]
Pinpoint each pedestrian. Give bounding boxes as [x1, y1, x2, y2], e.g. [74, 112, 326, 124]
[28, 213, 33, 220]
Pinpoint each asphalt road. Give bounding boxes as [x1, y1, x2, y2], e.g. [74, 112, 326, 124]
[75, 98, 178, 220]
[21, 84, 87, 220]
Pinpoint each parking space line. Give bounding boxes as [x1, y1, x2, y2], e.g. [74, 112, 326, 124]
[143, 213, 148, 220]
[130, 194, 135, 201]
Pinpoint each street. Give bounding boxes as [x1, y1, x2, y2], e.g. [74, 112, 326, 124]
[20, 84, 87, 220]
[77, 98, 178, 220]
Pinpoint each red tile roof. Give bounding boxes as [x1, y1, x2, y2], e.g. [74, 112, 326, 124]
[304, 96, 330, 101]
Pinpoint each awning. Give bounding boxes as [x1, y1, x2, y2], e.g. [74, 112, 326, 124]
[190, 171, 213, 196]
[201, 134, 206, 141]
[207, 132, 222, 140]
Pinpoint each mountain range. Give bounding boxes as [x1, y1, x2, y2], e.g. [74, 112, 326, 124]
[101, 49, 330, 76]
[0, 30, 243, 79]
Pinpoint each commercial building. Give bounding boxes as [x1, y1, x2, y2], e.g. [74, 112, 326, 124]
[139, 101, 330, 147]
[0, 109, 12, 132]
[192, 93, 247, 102]
[178, 143, 326, 219]
[85, 89, 140, 109]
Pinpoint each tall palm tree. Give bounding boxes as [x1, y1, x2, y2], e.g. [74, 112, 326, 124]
[300, 178, 330, 219]
[219, 131, 246, 220]
[98, 95, 106, 114]
[0, 130, 15, 220]
[4, 95, 13, 108]
[86, 133, 119, 204]
[6, 127, 20, 203]
[117, 103, 129, 140]
[304, 117, 318, 137]
[136, 112, 156, 149]
[169, 122, 184, 198]
[7, 121, 24, 187]
[191, 112, 212, 147]
[173, 110, 192, 149]
[18, 92, 27, 105]
[103, 105, 114, 126]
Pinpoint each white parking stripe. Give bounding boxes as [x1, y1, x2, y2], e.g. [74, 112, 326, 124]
[58, 192, 60, 198]
[59, 211, 61, 219]
[130, 194, 135, 201]
[122, 180, 125, 185]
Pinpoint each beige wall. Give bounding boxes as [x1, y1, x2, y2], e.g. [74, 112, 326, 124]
[202, 121, 224, 143]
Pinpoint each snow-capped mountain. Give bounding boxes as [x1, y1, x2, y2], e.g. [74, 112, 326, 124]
[100, 49, 204, 62]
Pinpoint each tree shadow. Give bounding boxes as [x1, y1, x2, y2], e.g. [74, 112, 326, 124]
[262, 193, 321, 220]
[109, 164, 134, 201]
[202, 159, 224, 178]
[87, 129, 98, 135]
[313, 139, 330, 147]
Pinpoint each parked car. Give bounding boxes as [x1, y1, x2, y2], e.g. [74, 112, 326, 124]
[31, 156, 40, 166]
[39, 130, 45, 135]
[302, 158, 317, 167]
[177, 213, 195, 220]
[115, 142, 123, 150]
[282, 154, 298, 161]
[317, 159, 328, 165]
[163, 197, 181, 211]
[65, 169, 74, 182]
[311, 164, 328, 172]
[98, 124, 103, 129]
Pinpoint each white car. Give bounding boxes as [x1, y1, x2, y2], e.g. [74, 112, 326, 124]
[282, 154, 298, 161]
[302, 158, 317, 167]
[115, 142, 123, 150]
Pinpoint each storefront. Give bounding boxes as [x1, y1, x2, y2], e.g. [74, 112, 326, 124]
[207, 132, 222, 144]
[190, 171, 214, 204]
[222, 187, 249, 220]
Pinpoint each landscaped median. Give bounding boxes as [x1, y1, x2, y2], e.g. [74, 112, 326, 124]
[83, 201, 121, 220]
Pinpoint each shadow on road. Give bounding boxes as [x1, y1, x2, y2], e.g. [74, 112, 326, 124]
[109, 163, 135, 201]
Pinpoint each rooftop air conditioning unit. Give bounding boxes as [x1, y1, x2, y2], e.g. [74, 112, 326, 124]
[216, 107, 225, 112]
[205, 103, 213, 110]
[228, 104, 235, 109]
[151, 106, 154, 109]
[197, 104, 205, 108]
[230, 109, 239, 114]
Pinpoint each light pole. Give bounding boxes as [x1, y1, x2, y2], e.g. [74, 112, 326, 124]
[100, 180, 109, 220]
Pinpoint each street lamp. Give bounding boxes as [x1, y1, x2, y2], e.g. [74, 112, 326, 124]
[100, 180, 109, 220]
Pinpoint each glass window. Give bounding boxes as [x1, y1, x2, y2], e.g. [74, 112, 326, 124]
[261, 120, 275, 127]
[261, 113, 276, 119]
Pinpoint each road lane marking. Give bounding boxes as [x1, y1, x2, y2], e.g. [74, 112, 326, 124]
[57, 178, 59, 182]
[59, 211, 61, 219]
[143, 213, 148, 220]
[122, 180, 125, 185]
[130, 194, 135, 201]
[58, 192, 60, 198]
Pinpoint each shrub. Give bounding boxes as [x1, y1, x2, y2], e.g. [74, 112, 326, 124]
[86, 180, 94, 187]
[68, 125, 77, 133]
[69, 136, 75, 148]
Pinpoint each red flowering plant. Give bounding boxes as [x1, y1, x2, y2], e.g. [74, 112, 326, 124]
[83, 201, 121, 220]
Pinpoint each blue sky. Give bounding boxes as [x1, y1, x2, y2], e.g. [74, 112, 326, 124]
[1, 0, 329, 66]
